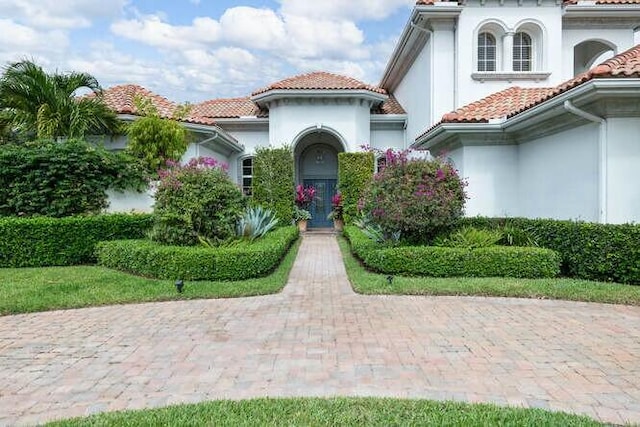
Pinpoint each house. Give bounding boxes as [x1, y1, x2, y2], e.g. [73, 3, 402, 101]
[104, 0, 640, 226]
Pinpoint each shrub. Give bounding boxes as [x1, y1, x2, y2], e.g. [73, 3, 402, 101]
[434, 227, 503, 249]
[252, 146, 295, 223]
[460, 217, 640, 285]
[338, 152, 374, 223]
[96, 226, 298, 280]
[0, 139, 146, 217]
[150, 157, 245, 246]
[126, 96, 190, 172]
[0, 214, 152, 267]
[345, 225, 560, 279]
[236, 206, 279, 241]
[360, 150, 466, 243]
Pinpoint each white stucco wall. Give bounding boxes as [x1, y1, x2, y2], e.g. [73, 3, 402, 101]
[106, 188, 155, 213]
[369, 127, 406, 151]
[394, 40, 432, 141]
[606, 117, 640, 224]
[224, 128, 269, 184]
[268, 100, 372, 151]
[458, 144, 518, 217]
[455, 4, 564, 107]
[517, 123, 599, 221]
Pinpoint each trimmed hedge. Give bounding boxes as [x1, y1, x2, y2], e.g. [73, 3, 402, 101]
[253, 147, 295, 223]
[338, 152, 374, 223]
[460, 217, 640, 285]
[344, 226, 561, 279]
[96, 226, 299, 281]
[0, 214, 153, 267]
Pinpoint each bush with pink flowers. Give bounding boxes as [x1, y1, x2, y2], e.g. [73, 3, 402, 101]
[360, 149, 467, 243]
[149, 157, 245, 246]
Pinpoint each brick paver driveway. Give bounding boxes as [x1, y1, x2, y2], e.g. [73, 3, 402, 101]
[1, 233, 640, 425]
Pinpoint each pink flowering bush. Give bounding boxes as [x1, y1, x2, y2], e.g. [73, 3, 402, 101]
[295, 184, 316, 211]
[150, 157, 245, 246]
[360, 149, 467, 243]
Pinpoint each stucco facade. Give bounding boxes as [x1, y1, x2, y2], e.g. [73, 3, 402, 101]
[105, 0, 640, 224]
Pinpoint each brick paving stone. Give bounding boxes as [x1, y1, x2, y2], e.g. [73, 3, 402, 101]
[0, 233, 639, 425]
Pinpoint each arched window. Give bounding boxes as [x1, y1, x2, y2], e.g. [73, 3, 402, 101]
[513, 32, 532, 72]
[477, 32, 497, 72]
[241, 157, 253, 196]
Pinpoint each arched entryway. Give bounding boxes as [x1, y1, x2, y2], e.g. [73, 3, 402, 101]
[294, 128, 345, 228]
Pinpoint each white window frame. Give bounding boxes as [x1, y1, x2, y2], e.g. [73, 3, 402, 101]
[477, 32, 498, 72]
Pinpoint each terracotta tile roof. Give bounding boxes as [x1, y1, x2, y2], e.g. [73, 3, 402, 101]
[189, 97, 268, 119]
[252, 71, 387, 96]
[102, 84, 177, 118]
[418, 44, 640, 139]
[373, 96, 406, 115]
[563, 0, 640, 4]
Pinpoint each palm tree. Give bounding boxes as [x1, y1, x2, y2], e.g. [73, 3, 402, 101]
[0, 60, 121, 141]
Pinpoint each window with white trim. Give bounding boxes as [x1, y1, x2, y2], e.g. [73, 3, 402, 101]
[376, 156, 387, 173]
[241, 157, 253, 196]
[513, 32, 532, 72]
[477, 32, 497, 72]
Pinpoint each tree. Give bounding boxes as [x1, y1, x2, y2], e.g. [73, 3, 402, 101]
[125, 96, 190, 172]
[0, 60, 121, 141]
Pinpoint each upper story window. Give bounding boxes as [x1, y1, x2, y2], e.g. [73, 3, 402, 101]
[477, 32, 497, 72]
[241, 157, 253, 196]
[513, 32, 532, 72]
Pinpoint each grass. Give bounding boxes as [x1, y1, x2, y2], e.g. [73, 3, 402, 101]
[46, 397, 602, 426]
[338, 237, 640, 305]
[0, 239, 300, 316]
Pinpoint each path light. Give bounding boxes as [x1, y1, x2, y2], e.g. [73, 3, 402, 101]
[175, 279, 184, 293]
[387, 275, 394, 285]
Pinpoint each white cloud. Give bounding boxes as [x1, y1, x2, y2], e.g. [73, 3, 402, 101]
[0, 0, 128, 29]
[111, 15, 221, 50]
[220, 7, 286, 51]
[0, 19, 68, 65]
[278, 0, 415, 21]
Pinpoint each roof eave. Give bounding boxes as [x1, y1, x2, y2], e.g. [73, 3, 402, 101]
[182, 122, 244, 154]
[563, 4, 640, 18]
[380, 5, 463, 91]
[251, 89, 388, 108]
[413, 123, 504, 151]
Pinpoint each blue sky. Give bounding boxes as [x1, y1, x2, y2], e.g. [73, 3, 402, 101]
[0, 0, 416, 102]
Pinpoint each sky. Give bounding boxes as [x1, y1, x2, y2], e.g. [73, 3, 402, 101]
[0, 0, 417, 103]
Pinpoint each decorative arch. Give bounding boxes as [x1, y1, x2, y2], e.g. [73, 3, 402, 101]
[573, 39, 616, 76]
[291, 125, 347, 153]
[513, 20, 546, 71]
[474, 20, 508, 72]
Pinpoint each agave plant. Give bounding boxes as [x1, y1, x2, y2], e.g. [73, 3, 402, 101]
[236, 206, 279, 241]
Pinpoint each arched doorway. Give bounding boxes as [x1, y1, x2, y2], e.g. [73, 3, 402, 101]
[294, 129, 345, 228]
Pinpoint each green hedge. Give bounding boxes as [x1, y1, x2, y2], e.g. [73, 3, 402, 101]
[0, 214, 153, 268]
[460, 217, 640, 285]
[253, 147, 295, 223]
[338, 152, 374, 223]
[96, 226, 299, 281]
[344, 226, 560, 279]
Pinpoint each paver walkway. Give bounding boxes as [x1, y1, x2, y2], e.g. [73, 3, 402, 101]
[1, 234, 640, 425]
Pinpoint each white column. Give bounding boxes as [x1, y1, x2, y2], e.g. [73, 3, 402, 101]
[429, 18, 457, 124]
[502, 31, 514, 72]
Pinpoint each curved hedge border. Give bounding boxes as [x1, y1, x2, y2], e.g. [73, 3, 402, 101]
[96, 226, 299, 281]
[344, 226, 560, 279]
[0, 214, 153, 267]
[460, 217, 640, 285]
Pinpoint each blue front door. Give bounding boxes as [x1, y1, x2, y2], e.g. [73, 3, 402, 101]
[304, 179, 337, 228]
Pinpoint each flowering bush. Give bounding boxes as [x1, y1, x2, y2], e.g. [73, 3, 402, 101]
[295, 184, 316, 211]
[328, 192, 344, 221]
[149, 157, 245, 246]
[360, 149, 467, 243]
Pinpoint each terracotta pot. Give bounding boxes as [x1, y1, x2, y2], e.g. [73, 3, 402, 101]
[297, 219, 308, 232]
[333, 219, 344, 231]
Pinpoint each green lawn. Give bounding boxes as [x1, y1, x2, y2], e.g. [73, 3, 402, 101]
[0, 240, 300, 316]
[339, 238, 640, 305]
[46, 397, 601, 426]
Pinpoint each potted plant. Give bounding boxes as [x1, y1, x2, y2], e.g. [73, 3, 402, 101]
[327, 192, 344, 231]
[293, 206, 312, 232]
[294, 184, 316, 231]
